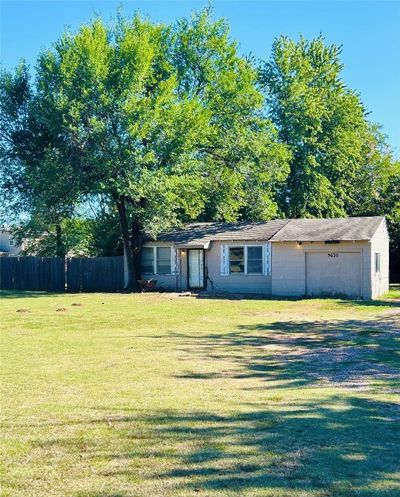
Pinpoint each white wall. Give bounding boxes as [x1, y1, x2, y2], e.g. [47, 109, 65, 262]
[370, 219, 390, 298]
[0, 230, 20, 256]
[271, 240, 372, 299]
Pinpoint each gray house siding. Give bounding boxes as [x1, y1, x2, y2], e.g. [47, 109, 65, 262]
[271, 241, 372, 299]
[0, 230, 20, 256]
[142, 241, 178, 291]
[205, 240, 272, 295]
[370, 219, 390, 299]
[141, 216, 389, 299]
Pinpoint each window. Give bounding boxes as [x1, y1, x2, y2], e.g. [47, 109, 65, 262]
[375, 252, 381, 273]
[229, 247, 245, 273]
[156, 247, 171, 275]
[9, 237, 14, 246]
[247, 246, 263, 274]
[142, 247, 155, 274]
[228, 246, 263, 274]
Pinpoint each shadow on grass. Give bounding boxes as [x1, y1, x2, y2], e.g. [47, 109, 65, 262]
[23, 397, 400, 497]
[3, 301, 399, 496]
[171, 315, 400, 390]
[0, 290, 62, 299]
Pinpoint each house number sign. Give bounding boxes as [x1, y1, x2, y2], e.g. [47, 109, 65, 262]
[328, 253, 339, 258]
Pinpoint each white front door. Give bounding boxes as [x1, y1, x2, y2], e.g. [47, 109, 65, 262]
[188, 249, 205, 289]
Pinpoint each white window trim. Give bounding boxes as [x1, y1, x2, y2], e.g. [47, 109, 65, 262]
[143, 246, 174, 276]
[227, 244, 264, 276]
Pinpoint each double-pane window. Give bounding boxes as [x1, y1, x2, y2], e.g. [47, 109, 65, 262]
[141, 247, 172, 275]
[228, 246, 263, 274]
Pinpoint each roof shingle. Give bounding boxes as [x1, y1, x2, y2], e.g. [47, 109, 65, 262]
[153, 216, 385, 244]
[270, 216, 385, 242]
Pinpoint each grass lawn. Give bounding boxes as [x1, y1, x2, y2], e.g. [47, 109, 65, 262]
[1, 288, 399, 497]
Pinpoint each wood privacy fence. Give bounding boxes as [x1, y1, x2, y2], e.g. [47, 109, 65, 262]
[0, 256, 124, 292]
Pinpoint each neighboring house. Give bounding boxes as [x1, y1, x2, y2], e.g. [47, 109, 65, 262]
[0, 229, 21, 257]
[142, 216, 389, 300]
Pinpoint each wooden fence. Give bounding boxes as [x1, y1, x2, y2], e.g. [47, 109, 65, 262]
[0, 256, 124, 292]
[66, 257, 124, 292]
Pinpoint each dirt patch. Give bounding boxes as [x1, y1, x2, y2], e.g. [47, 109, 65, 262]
[71, 303, 83, 307]
[16, 308, 31, 313]
[56, 307, 67, 312]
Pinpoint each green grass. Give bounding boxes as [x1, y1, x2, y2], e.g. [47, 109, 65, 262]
[1, 290, 399, 497]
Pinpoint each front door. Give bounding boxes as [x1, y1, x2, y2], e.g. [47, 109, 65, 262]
[188, 249, 205, 289]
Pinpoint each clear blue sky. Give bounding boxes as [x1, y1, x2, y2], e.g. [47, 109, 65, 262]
[1, 1, 399, 151]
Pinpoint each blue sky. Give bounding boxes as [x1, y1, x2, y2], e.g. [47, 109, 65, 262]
[1, 1, 399, 151]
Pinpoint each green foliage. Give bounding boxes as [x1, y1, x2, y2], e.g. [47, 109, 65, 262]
[20, 9, 289, 286]
[1, 14, 398, 279]
[260, 36, 371, 218]
[34, 10, 288, 228]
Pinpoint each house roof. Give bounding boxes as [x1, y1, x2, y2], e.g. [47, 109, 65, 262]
[155, 220, 289, 246]
[270, 216, 385, 242]
[153, 216, 385, 244]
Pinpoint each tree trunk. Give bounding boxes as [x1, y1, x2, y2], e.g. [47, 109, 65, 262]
[116, 198, 138, 291]
[131, 219, 144, 281]
[55, 223, 65, 258]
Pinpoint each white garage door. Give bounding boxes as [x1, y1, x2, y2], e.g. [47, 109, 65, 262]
[306, 251, 362, 298]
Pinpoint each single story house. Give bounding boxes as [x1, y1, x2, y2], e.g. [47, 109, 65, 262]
[142, 216, 389, 300]
[0, 229, 21, 257]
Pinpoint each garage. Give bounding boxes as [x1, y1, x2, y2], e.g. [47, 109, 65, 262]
[305, 251, 362, 298]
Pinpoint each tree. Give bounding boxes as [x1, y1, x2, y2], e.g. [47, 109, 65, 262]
[349, 126, 400, 281]
[0, 64, 80, 257]
[31, 10, 289, 289]
[259, 35, 371, 218]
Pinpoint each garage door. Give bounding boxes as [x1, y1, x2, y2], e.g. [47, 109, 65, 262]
[306, 251, 361, 298]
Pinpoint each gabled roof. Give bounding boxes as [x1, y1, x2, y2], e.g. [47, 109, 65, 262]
[270, 216, 385, 242]
[153, 216, 385, 245]
[155, 220, 289, 246]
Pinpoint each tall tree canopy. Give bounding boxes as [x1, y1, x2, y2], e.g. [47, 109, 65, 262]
[1, 15, 398, 283]
[259, 36, 372, 218]
[0, 10, 289, 288]
[259, 35, 399, 278]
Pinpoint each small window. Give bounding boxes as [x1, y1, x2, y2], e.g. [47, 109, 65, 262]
[9, 236, 14, 246]
[142, 247, 154, 274]
[247, 246, 263, 274]
[229, 247, 245, 273]
[156, 247, 171, 275]
[375, 252, 381, 273]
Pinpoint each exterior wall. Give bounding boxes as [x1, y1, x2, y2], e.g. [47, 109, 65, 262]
[0, 230, 20, 256]
[142, 242, 179, 291]
[204, 240, 272, 295]
[145, 233, 386, 299]
[370, 219, 390, 298]
[271, 240, 372, 299]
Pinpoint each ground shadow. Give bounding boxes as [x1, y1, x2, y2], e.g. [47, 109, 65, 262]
[19, 396, 400, 497]
[171, 314, 400, 390]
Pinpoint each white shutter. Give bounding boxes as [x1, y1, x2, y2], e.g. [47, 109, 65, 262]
[171, 247, 177, 275]
[263, 243, 272, 276]
[220, 244, 229, 276]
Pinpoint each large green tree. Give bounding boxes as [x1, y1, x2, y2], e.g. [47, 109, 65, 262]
[29, 10, 289, 289]
[0, 64, 80, 257]
[259, 36, 399, 279]
[259, 36, 371, 218]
